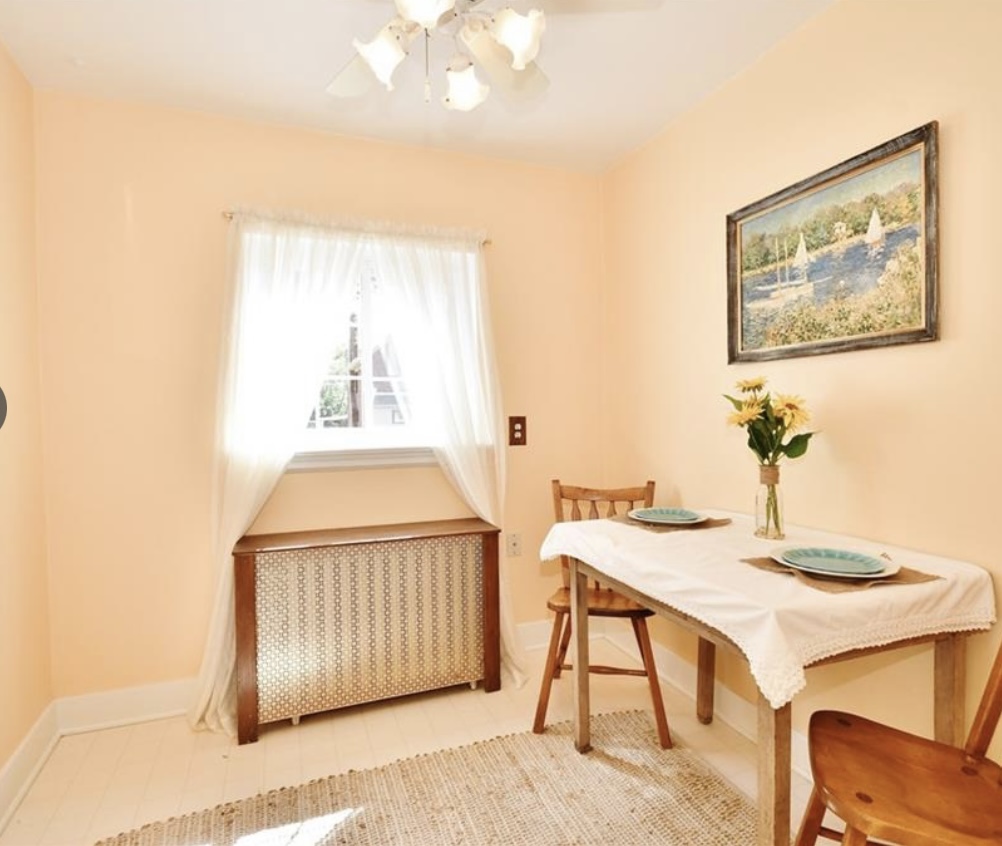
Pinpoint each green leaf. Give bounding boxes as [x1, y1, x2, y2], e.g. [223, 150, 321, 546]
[723, 394, 744, 411]
[753, 418, 778, 450]
[747, 425, 771, 462]
[782, 432, 814, 459]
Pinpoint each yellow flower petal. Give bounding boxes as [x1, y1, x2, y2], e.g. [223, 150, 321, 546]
[727, 400, 764, 426]
[735, 377, 766, 393]
[773, 394, 810, 431]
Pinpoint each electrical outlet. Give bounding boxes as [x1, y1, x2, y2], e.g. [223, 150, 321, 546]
[508, 416, 527, 446]
[505, 532, 522, 557]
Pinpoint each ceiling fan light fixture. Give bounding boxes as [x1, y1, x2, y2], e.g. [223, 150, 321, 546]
[443, 58, 489, 111]
[491, 7, 545, 71]
[394, 0, 456, 30]
[331, 1, 549, 111]
[353, 24, 411, 90]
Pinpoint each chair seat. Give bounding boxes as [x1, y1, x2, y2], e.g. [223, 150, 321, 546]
[808, 709, 1002, 845]
[545, 586, 655, 618]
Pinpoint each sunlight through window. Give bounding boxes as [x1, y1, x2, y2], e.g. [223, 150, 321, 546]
[233, 807, 360, 846]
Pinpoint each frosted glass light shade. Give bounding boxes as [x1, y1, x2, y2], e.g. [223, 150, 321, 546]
[394, 0, 456, 29]
[353, 25, 408, 90]
[442, 60, 489, 111]
[491, 8, 545, 70]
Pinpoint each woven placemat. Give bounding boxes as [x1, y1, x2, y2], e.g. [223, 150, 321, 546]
[93, 710, 756, 846]
[741, 556, 941, 593]
[611, 514, 733, 532]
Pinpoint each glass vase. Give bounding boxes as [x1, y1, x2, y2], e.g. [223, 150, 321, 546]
[755, 464, 784, 539]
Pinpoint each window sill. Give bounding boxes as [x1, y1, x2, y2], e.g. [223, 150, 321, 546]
[288, 446, 438, 472]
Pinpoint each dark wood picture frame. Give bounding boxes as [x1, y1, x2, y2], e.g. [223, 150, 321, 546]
[727, 122, 939, 363]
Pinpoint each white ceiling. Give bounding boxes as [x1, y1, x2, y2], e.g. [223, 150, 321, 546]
[0, 0, 835, 173]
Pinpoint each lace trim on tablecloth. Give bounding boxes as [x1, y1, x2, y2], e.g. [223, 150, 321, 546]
[753, 612, 995, 709]
[798, 611, 995, 667]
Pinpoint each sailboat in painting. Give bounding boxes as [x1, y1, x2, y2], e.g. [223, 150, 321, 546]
[756, 231, 814, 307]
[865, 207, 885, 256]
[793, 232, 810, 282]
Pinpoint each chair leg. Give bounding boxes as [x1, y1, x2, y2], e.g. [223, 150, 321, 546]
[532, 610, 567, 734]
[842, 827, 869, 846]
[632, 617, 672, 749]
[553, 615, 573, 679]
[793, 787, 826, 846]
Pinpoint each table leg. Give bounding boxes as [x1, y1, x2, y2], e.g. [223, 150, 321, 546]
[934, 634, 966, 746]
[697, 637, 715, 724]
[570, 559, 591, 753]
[757, 694, 791, 846]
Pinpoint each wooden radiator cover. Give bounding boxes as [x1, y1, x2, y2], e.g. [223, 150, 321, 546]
[233, 518, 501, 744]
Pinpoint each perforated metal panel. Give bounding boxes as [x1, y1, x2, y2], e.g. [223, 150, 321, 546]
[254, 535, 485, 723]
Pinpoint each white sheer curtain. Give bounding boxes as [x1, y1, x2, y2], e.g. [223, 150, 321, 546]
[188, 213, 363, 734]
[190, 214, 525, 736]
[371, 230, 527, 685]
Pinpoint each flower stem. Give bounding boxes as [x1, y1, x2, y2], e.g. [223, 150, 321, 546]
[766, 483, 782, 536]
[756, 465, 784, 539]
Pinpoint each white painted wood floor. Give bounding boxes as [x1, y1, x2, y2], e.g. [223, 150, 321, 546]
[0, 641, 815, 845]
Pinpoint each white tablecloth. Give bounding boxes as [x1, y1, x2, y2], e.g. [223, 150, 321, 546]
[539, 510, 997, 708]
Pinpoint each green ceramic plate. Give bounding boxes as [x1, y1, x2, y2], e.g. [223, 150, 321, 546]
[770, 547, 899, 579]
[628, 507, 706, 525]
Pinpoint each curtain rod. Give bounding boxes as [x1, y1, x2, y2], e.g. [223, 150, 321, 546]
[221, 210, 491, 246]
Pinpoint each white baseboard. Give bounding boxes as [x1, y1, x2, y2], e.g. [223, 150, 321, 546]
[0, 703, 59, 836]
[56, 677, 196, 736]
[515, 618, 559, 652]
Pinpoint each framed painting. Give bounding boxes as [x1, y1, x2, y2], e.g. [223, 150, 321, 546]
[727, 122, 938, 363]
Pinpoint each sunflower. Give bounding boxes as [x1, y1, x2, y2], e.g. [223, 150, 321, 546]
[735, 377, 766, 394]
[773, 394, 810, 432]
[723, 379, 816, 465]
[727, 400, 764, 427]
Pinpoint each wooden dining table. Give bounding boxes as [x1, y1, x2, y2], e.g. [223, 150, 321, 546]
[539, 509, 997, 846]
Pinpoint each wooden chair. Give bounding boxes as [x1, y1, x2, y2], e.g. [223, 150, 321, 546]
[532, 479, 672, 749]
[795, 638, 1002, 845]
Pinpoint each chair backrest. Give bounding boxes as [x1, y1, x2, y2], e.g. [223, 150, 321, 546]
[965, 637, 1002, 760]
[551, 479, 655, 588]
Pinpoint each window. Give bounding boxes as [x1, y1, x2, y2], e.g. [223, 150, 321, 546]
[291, 258, 435, 469]
[306, 320, 409, 431]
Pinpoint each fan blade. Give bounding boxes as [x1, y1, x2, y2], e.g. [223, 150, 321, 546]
[459, 23, 548, 100]
[326, 54, 378, 98]
[327, 18, 422, 98]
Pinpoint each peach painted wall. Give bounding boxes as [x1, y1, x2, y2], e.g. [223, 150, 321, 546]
[602, 0, 1002, 743]
[32, 92, 605, 697]
[0, 45, 52, 765]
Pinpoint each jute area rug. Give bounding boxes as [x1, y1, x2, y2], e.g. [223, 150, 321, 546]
[96, 710, 757, 845]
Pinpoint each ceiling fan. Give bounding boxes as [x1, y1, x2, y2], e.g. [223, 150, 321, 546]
[326, 0, 552, 112]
